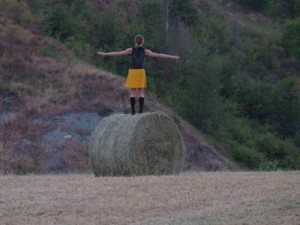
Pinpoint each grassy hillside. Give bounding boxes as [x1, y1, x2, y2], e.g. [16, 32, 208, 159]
[1, 0, 300, 172]
[0, 7, 235, 174]
[0, 14, 125, 173]
[1, 172, 299, 225]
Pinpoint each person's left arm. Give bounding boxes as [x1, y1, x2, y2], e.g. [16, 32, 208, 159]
[145, 49, 180, 59]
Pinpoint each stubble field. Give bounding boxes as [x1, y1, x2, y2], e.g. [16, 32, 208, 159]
[0, 171, 299, 225]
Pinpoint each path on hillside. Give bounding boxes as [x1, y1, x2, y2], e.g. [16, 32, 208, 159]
[0, 172, 299, 225]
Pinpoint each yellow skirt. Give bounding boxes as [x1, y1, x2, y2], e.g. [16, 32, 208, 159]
[125, 69, 146, 88]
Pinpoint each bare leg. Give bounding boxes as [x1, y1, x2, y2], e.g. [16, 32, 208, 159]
[130, 89, 138, 98]
[137, 88, 144, 98]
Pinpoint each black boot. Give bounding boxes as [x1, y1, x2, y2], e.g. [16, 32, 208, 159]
[138, 97, 144, 113]
[130, 97, 136, 115]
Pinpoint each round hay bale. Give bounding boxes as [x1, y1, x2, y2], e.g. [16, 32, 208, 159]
[89, 112, 186, 176]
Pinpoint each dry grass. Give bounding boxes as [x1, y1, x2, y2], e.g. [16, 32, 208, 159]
[89, 112, 185, 176]
[0, 171, 299, 225]
[0, 16, 129, 174]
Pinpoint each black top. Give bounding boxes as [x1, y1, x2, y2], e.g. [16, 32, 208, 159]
[130, 47, 145, 69]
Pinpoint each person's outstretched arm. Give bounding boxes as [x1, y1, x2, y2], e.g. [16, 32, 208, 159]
[145, 49, 180, 59]
[97, 48, 132, 57]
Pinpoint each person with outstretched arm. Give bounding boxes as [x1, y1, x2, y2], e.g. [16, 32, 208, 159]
[97, 34, 180, 115]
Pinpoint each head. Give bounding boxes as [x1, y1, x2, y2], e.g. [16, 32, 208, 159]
[135, 34, 144, 46]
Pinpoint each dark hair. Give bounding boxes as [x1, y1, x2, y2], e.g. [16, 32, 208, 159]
[135, 35, 144, 46]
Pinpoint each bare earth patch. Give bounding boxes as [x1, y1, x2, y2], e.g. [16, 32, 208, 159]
[0, 171, 299, 225]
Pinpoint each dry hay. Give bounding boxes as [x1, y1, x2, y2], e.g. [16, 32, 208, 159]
[89, 112, 186, 176]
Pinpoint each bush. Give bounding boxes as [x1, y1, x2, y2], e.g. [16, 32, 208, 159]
[175, 47, 222, 129]
[293, 133, 300, 147]
[256, 132, 299, 168]
[283, 17, 300, 60]
[236, 0, 300, 17]
[212, 104, 300, 170]
[239, 0, 269, 11]
[96, 6, 128, 49]
[40, 0, 96, 43]
[231, 144, 264, 169]
[137, 0, 166, 48]
[259, 160, 279, 171]
[0, 0, 34, 25]
[267, 0, 300, 17]
[43, 4, 78, 41]
[66, 37, 96, 63]
[170, 0, 199, 26]
[237, 78, 300, 137]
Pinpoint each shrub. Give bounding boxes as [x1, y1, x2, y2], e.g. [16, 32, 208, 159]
[259, 160, 279, 171]
[239, 0, 269, 11]
[170, 0, 199, 26]
[0, 0, 34, 25]
[283, 17, 300, 60]
[43, 4, 77, 41]
[66, 37, 96, 63]
[231, 144, 264, 169]
[256, 132, 296, 168]
[137, 0, 166, 48]
[212, 105, 300, 170]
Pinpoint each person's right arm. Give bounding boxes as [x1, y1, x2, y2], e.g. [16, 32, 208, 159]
[97, 48, 132, 57]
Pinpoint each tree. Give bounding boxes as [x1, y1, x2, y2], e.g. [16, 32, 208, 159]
[170, 0, 199, 26]
[137, 0, 166, 48]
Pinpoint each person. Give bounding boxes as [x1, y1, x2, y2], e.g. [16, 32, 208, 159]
[97, 34, 180, 115]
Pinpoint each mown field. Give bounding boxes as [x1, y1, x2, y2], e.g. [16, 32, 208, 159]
[0, 171, 299, 225]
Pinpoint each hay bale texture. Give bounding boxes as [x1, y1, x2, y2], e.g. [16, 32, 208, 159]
[89, 112, 186, 176]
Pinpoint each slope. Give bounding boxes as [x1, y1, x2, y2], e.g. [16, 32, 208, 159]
[0, 15, 236, 174]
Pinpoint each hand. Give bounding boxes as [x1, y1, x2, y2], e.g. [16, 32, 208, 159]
[97, 52, 106, 56]
[173, 56, 180, 59]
